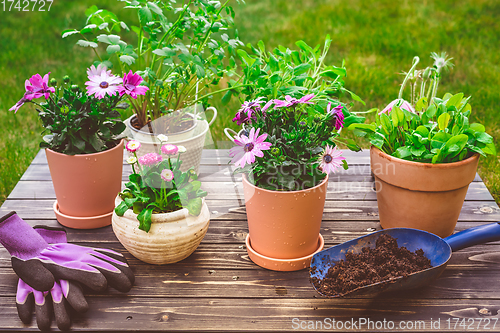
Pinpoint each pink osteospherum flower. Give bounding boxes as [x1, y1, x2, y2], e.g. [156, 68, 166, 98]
[229, 127, 272, 169]
[233, 97, 266, 126]
[326, 102, 345, 130]
[86, 64, 112, 78]
[319, 145, 345, 175]
[126, 140, 141, 153]
[9, 72, 56, 113]
[379, 98, 415, 115]
[160, 169, 174, 182]
[161, 144, 179, 155]
[138, 153, 163, 167]
[118, 70, 149, 99]
[273, 94, 315, 108]
[85, 67, 123, 99]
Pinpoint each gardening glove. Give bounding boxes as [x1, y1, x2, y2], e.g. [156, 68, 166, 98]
[16, 226, 88, 331]
[0, 211, 135, 293]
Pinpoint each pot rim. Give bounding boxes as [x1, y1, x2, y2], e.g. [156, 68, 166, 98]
[45, 139, 124, 158]
[127, 113, 197, 137]
[242, 173, 329, 194]
[370, 146, 480, 168]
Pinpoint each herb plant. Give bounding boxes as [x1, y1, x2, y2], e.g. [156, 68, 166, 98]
[349, 54, 496, 163]
[115, 141, 208, 232]
[64, 0, 245, 129]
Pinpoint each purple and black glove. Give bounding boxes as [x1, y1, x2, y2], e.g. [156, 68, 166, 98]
[16, 226, 88, 331]
[0, 211, 135, 293]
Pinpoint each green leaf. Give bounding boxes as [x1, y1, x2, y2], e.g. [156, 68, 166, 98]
[425, 104, 437, 118]
[62, 29, 79, 38]
[120, 55, 136, 65]
[114, 201, 129, 216]
[415, 97, 427, 112]
[438, 112, 451, 131]
[432, 149, 443, 163]
[138, 6, 153, 25]
[443, 134, 468, 158]
[470, 123, 485, 132]
[153, 47, 176, 57]
[411, 145, 426, 157]
[147, 2, 163, 15]
[295, 40, 313, 54]
[293, 63, 311, 75]
[391, 106, 399, 127]
[341, 88, 365, 105]
[107, 44, 121, 54]
[137, 207, 153, 232]
[415, 125, 429, 137]
[446, 93, 464, 107]
[482, 142, 497, 155]
[221, 90, 232, 105]
[475, 132, 493, 144]
[395, 147, 411, 159]
[431, 132, 450, 149]
[76, 40, 98, 48]
[187, 198, 203, 216]
[380, 113, 393, 135]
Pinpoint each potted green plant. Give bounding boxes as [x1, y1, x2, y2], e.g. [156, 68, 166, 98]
[349, 54, 496, 237]
[63, 0, 245, 172]
[225, 36, 364, 271]
[9, 65, 144, 228]
[112, 140, 209, 264]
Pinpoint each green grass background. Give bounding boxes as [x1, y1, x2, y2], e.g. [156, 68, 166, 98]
[1, 0, 499, 205]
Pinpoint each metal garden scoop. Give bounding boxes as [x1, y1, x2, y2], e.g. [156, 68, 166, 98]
[310, 223, 500, 298]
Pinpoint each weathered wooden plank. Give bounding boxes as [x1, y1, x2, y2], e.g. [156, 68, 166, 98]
[2, 199, 499, 222]
[7, 179, 495, 202]
[0, 296, 499, 332]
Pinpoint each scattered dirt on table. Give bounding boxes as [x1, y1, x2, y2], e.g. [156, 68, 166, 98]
[310, 234, 432, 297]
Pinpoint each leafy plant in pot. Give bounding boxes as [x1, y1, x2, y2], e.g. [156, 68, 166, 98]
[225, 36, 365, 271]
[349, 53, 496, 237]
[64, 0, 244, 170]
[8, 65, 144, 228]
[112, 140, 209, 264]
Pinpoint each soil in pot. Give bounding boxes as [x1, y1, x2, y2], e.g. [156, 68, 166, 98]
[130, 112, 195, 135]
[310, 234, 432, 296]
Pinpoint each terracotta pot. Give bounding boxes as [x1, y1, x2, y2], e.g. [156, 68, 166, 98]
[111, 196, 210, 265]
[46, 140, 124, 229]
[370, 146, 479, 238]
[242, 175, 327, 270]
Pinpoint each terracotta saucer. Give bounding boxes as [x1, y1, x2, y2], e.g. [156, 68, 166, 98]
[53, 201, 112, 229]
[245, 234, 325, 271]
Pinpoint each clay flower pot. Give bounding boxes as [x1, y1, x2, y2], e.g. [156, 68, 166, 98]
[370, 146, 479, 238]
[111, 196, 210, 265]
[242, 175, 327, 271]
[46, 140, 124, 229]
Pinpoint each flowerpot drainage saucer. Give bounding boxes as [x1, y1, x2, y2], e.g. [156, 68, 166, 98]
[245, 234, 325, 272]
[53, 201, 112, 229]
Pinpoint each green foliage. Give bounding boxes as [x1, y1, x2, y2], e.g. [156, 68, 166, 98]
[349, 93, 496, 163]
[115, 151, 207, 232]
[65, 0, 244, 128]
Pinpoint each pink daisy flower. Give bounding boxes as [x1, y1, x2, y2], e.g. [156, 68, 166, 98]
[319, 145, 345, 174]
[118, 70, 149, 99]
[138, 153, 163, 167]
[126, 140, 141, 153]
[86, 64, 112, 78]
[326, 102, 345, 130]
[85, 68, 122, 99]
[160, 169, 174, 182]
[273, 94, 315, 108]
[161, 144, 178, 155]
[25, 72, 56, 100]
[379, 98, 415, 115]
[229, 127, 272, 169]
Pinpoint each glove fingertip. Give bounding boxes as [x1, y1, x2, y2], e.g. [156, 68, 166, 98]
[66, 282, 89, 313]
[12, 258, 55, 292]
[34, 295, 52, 331]
[53, 299, 71, 331]
[16, 299, 33, 325]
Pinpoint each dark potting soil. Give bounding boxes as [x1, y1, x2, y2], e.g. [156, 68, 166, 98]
[310, 234, 432, 297]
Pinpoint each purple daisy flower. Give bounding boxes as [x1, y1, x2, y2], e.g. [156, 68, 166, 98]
[379, 98, 415, 115]
[326, 102, 345, 130]
[24, 72, 56, 100]
[160, 169, 174, 182]
[319, 145, 345, 174]
[118, 70, 149, 99]
[273, 94, 315, 108]
[229, 127, 272, 169]
[9, 94, 29, 113]
[138, 153, 163, 167]
[85, 68, 123, 99]
[161, 144, 179, 155]
[232, 97, 265, 126]
[86, 64, 112, 78]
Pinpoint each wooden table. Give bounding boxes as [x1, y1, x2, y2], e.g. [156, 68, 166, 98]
[2, 149, 500, 332]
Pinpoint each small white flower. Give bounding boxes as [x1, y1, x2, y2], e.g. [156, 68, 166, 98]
[127, 156, 137, 164]
[157, 134, 169, 143]
[177, 146, 187, 153]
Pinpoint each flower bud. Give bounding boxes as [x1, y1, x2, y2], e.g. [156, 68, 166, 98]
[423, 67, 431, 80]
[309, 133, 316, 140]
[314, 115, 322, 123]
[279, 155, 286, 162]
[71, 85, 79, 92]
[270, 147, 280, 156]
[299, 121, 307, 128]
[49, 78, 57, 87]
[63, 75, 70, 83]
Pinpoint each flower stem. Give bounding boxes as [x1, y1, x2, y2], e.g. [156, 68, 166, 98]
[398, 56, 420, 100]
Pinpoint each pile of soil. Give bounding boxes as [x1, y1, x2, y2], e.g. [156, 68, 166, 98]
[310, 234, 432, 296]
